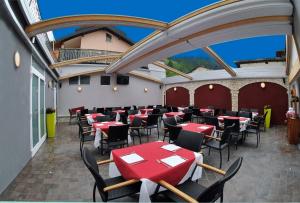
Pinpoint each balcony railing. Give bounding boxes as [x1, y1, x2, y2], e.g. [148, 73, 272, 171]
[57, 48, 122, 64]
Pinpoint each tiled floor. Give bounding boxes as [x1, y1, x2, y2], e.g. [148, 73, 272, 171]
[1, 122, 300, 202]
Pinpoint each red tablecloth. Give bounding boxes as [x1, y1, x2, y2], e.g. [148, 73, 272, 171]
[140, 109, 153, 114]
[128, 114, 148, 123]
[218, 116, 249, 122]
[200, 108, 213, 113]
[164, 112, 185, 118]
[112, 141, 195, 185]
[85, 113, 105, 119]
[113, 110, 126, 114]
[179, 123, 215, 135]
[92, 121, 124, 133]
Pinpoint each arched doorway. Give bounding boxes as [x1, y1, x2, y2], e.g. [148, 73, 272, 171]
[165, 87, 190, 106]
[194, 84, 231, 110]
[238, 82, 288, 125]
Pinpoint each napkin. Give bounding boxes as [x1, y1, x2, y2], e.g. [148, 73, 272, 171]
[161, 144, 181, 152]
[198, 126, 209, 130]
[160, 155, 186, 167]
[121, 153, 144, 164]
[180, 124, 188, 126]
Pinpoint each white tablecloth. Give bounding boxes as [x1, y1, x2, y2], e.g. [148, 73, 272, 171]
[108, 150, 203, 202]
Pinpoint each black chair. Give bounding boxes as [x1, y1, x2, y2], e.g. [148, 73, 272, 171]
[147, 105, 154, 109]
[224, 119, 242, 150]
[240, 108, 249, 112]
[78, 122, 95, 157]
[191, 108, 202, 123]
[132, 105, 137, 110]
[177, 112, 192, 123]
[238, 111, 252, 120]
[204, 125, 234, 168]
[96, 108, 105, 114]
[127, 109, 139, 115]
[246, 116, 263, 147]
[82, 148, 141, 202]
[162, 117, 178, 141]
[164, 123, 182, 143]
[175, 130, 204, 152]
[138, 106, 145, 110]
[250, 108, 258, 113]
[120, 113, 128, 124]
[129, 117, 143, 144]
[152, 108, 160, 114]
[105, 107, 113, 112]
[172, 107, 179, 112]
[124, 106, 131, 110]
[167, 106, 172, 112]
[156, 105, 162, 108]
[214, 109, 220, 117]
[142, 114, 160, 140]
[261, 111, 268, 131]
[225, 110, 238, 117]
[203, 116, 223, 135]
[95, 115, 111, 123]
[100, 125, 129, 155]
[154, 157, 243, 203]
[81, 109, 89, 116]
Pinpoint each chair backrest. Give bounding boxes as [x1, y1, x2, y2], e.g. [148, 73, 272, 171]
[120, 113, 128, 124]
[132, 105, 137, 110]
[131, 117, 142, 128]
[146, 114, 159, 126]
[192, 108, 200, 116]
[182, 112, 193, 122]
[224, 119, 240, 133]
[220, 124, 234, 145]
[240, 108, 249, 112]
[138, 106, 145, 110]
[156, 105, 162, 108]
[108, 124, 129, 143]
[95, 115, 110, 123]
[214, 109, 220, 116]
[221, 157, 243, 183]
[147, 105, 153, 109]
[82, 148, 108, 201]
[225, 110, 238, 117]
[238, 111, 252, 119]
[124, 106, 131, 110]
[167, 106, 172, 112]
[204, 116, 219, 128]
[197, 157, 243, 202]
[113, 107, 122, 110]
[105, 107, 113, 112]
[81, 109, 89, 116]
[152, 108, 160, 115]
[165, 123, 182, 141]
[96, 108, 105, 113]
[250, 108, 258, 113]
[172, 106, 178, 112]
[175, 130, 204, 152]
[128, 110, 139, 115]
[163, 117, 177, 126]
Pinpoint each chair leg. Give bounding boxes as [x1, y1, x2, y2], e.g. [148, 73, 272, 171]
[208, 147, 211, 155]
[220, 193, 224, 203]
[227, 144, 230, 161]
[157, 126, 160, 139]
[80, 141, 83, 157]
[93, 182, 97, 202]
[219, 150, 222, 168]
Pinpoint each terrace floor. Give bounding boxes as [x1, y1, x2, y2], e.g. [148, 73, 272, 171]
[1, 122, 300, 202]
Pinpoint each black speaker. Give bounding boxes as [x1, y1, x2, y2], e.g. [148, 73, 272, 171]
[101, 76, 110, 85]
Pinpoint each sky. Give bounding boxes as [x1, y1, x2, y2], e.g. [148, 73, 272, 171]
[38, 0, 286, 67]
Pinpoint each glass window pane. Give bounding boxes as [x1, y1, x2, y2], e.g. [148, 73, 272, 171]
[32, 75, 39, 148]
[80, 75, 90, 85]
[69, 76, 79, 85]
[40, 80, 45, 137]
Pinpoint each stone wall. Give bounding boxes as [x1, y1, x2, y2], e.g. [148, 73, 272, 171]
[163, 78, 288, 111]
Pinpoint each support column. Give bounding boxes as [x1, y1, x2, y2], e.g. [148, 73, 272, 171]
[189, 89, 194, 106]
[231, 90, 239, 111]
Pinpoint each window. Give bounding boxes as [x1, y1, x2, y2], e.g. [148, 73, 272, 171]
[101, 76, 110, 85]
[69, 76, 79, 85]
[80, 75, 90, 85]
[106, 33, 112, 42]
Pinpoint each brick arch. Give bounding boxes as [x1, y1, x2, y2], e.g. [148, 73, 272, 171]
[166, 87, 190, 107]
[194, 84, 232, 110]
[238, 82, 288, 125]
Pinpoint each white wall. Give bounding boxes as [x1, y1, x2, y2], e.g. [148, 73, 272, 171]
[57, 74, 162, 116]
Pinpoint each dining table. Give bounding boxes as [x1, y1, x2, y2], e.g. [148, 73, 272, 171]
[164, 112, 185, 119]
[178, 123, 215, 136]
[218, 116, 251, 131]
[109, 141, 203, 202]
[92, 121, 132, 148]
[85, 113, 105, 125]
[128, 114, 148, 123]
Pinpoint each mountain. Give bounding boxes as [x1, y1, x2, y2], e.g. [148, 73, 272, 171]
[164, 57, 221, 77]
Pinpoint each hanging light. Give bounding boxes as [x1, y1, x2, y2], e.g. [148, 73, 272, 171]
[174, 87, 177, 91]
[14, 51, 21, 68]
[113, 86, 118, 92]
[144, 88, 148, 93]
[260, 82, 266, 89]
[209, 84, 214, 90]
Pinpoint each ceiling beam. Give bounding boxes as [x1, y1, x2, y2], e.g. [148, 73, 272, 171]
[50, 54, 122, 69]
[203, 46, 236, 77]
[153, 61, 193, 80]
[25, 15, 168, 37]
[286, 34, 292, 76]
[58, 68, 162, 84]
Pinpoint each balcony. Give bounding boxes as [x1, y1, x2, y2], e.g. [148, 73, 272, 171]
[57, 48, 122, 64]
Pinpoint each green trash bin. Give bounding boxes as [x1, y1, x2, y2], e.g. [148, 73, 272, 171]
[46, 108, 56, 138]
[264, 105, 271, 129]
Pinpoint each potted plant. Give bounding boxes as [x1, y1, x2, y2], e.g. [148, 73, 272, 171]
[46, 108, 56, 138]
